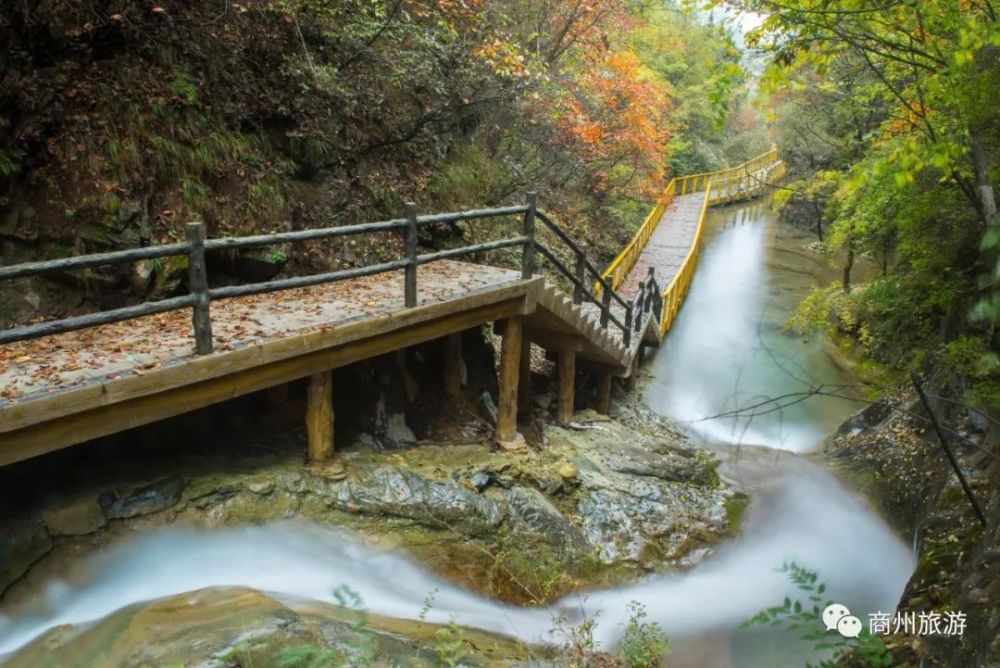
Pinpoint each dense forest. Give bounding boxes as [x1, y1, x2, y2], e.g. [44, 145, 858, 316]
[0, 0, 765, 321]
[746, 0, 1000, 404]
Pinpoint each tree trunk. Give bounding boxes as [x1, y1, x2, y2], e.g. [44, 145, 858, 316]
[971, 132, 997, 224]
[843, 230, 855, 292]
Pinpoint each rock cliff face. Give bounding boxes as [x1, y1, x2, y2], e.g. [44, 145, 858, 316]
[827, 395, 1000, 666]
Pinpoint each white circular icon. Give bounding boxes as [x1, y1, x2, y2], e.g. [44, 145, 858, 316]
[822, 603, 851, 632]
[837, 615, 863, 638]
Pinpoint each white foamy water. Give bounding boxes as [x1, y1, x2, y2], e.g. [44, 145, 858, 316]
[0, 480, 911, 661]
[644, 205, 859, 453]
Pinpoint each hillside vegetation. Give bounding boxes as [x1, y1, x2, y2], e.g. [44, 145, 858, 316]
[0, 0, 761, 319]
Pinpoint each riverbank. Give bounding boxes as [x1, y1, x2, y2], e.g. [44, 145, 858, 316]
[825, 388, 1000, 666]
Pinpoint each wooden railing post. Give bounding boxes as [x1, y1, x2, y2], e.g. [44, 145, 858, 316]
[574, 243, 587, 305]
[521, 192, 537, 280]
[600, 285, 611, 328]
[624, 302, 633, 347]
[404, 202, 418, 307]
[645, 267, 656, 313]
[185, 222, 213, 355]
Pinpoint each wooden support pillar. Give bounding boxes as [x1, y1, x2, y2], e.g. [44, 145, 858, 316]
[443, 332, 463, 398]
[306, 370, 334, 462]
[624, 354, 639, 392]
[395, 349, 419, 405]
[518, 343, 532, 417]
[595, 371, 612, 416]
[557, 348, 576, 426]
[496, 316, 525, 448]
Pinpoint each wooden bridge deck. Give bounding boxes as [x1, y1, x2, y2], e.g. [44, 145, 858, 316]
[618, 192, 705, 301]
[0, 261, 521, 411]
[0, 260, 540, 464]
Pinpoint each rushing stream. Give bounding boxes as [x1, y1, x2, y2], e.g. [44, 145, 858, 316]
[0, 203, 915, 666]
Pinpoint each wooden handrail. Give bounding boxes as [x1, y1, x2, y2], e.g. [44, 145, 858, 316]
[655, 153, 786, 337]
[0, 195, 645, 354]
[598, 147, 780, 294]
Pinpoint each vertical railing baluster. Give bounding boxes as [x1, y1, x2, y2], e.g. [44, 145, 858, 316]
[404, 202, 418, 307]
[624, 301, 633, 347]
[600, 286, 611, 328]
[574, 243, 587, 305]
[185, 222, 213, 355]
[522, 192, 537, 280]
[645, 266, 655, 313]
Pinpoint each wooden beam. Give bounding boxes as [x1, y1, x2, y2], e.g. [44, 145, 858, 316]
[524, 326, 585, 352]
[596, 371, 612, 416]
[0, 296, 530, 467]
[306, 371, 334, 461]
[557, 349, 576, 426]
[443, 332, 463, 398]
[496, 315, 523, 446]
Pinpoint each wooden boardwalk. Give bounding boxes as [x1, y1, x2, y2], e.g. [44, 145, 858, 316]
[618, 193, 705, 301]
[0, 151, 784, 466]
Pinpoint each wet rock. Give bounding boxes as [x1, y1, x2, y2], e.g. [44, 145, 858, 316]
[6, 587, 518, 668]
[503, 487, 590, 558]
[0, 520, 52, 595]
[42, 496, 107, 536]
[99, 476, 185, 519]
[470, 471, 492, 491]
[480, 391, 499, 425]
[385, 412, 416, 446]
[334, 465, 504, 535]
[545, 421, 728, 563]
[838, 400, 892, 435]
[247, 479, 276, 495]
[555, 462, 577, 481]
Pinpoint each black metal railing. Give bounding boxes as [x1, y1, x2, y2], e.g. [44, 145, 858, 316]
[0, 194, 656, 356]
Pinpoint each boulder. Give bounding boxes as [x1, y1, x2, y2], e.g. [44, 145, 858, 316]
[99, 476, 185, 519]
[0, 520, 52, 595]
[333, 465, 505, 536]
[42, 496, 107, 536]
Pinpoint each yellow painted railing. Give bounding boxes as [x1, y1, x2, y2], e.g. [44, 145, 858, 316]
[597, 147, 785, 337]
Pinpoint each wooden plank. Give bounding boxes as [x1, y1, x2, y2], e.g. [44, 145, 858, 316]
[306, 371, 334, 461]
[0, 296, 530, 466]
[557, 349, 576, 426]
[496, 316, 523, 444]
[0, 277, 540, 435]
